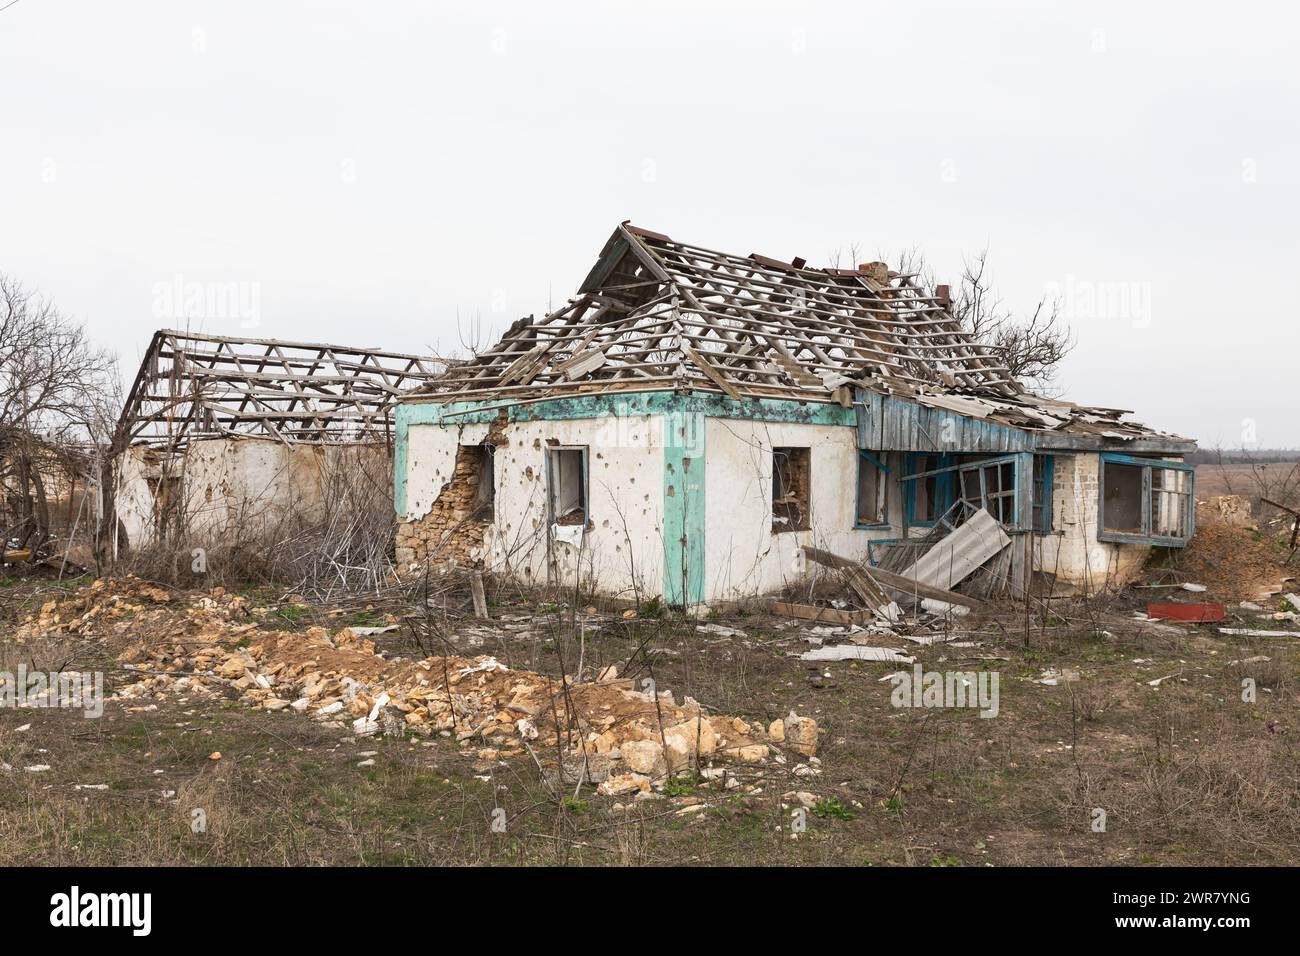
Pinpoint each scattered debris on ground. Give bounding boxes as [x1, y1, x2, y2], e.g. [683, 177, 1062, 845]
[14, 577, 818, 792]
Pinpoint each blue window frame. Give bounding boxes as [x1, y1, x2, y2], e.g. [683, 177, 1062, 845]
[1097, 453, 1194, 546]
[902, 452, 1054, 533]
[855, 450, 891, 528]
[903, 452, 956, 527]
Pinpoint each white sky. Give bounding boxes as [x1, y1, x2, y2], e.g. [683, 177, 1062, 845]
[2, 1, 1296, 447]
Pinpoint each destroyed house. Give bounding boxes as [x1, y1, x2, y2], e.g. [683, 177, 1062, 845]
[394, 223, 1195, 606]
[112, 330, 444, 550]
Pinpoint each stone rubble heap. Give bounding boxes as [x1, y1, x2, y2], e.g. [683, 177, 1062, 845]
[17, 577, 817, 793]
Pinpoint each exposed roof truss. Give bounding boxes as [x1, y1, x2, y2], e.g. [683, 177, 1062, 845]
[120, 330, 445, 449]
[424, 223, 1020, 403]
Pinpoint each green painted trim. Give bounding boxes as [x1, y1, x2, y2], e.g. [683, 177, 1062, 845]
[399, 390, 855, 427]
[397, 390, 849, 600]
[394, 409, 408, 517]
[663, 410, 705, 608]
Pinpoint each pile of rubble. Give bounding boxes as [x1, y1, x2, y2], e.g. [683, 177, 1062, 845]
[17, 578, 817, 794]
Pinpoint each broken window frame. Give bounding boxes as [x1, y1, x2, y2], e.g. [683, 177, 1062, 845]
[902, 452, 1052, 533]
[902, 452, 956, 528]
[1097, 453, 1195, 547]
[854, 450, 890, 529]
[771, 446, 811, 533]
[545, 445, 589, 526]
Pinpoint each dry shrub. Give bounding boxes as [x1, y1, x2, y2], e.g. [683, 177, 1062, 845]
[1073, 682, 1117, 722]
[1236, 656, 1291, 696]
[118, 444, 396, 597]
[613, 807, 650, 866]
[1059, 712, 1300, 862]
[174, 760, 238, 857]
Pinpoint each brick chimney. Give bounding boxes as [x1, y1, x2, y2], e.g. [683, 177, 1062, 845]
[857, 261, 889, 283]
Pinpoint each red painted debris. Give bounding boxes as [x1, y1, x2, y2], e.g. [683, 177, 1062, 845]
[1147, 603, 1225, 623]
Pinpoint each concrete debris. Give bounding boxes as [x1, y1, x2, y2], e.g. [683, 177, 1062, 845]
[783, 711, 818, 757]
[19, 577, 815, 784]
[920, 598, 970, 617]
[800, 645, 914, 663]
[1037, 668, 1080, 685]
[782, 790, 819, 809]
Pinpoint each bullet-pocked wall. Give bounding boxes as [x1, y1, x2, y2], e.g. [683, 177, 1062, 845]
[395, 406, 667, 600]
[393, 392, 902, 606]
[394, 392, 1188, 606]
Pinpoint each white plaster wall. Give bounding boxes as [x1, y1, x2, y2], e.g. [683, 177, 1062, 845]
[702, 419, 901, 602]
[117, 438, 387, 546]
[403, 421, 490, 520]
[403, 416, 666, 599]
[115, 448, 158, 548]
[1034, 452, 1150, 590]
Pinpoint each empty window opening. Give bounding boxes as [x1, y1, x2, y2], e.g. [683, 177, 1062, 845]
[855, 451, 888, 527]
[772, 446, 810, 532]
[1102, 462, 1144, 533]
[473, 442, 495, 519]
[547, 446, 588, 526]
[1099, 454, 1194, 545]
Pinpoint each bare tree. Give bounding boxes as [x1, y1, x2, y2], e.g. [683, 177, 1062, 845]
[0, 274, 118, 560]
[831, 244, 1076, 391]
[948, 249, 1075, 391]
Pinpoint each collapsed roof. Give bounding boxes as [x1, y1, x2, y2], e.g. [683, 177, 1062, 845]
[119, 331, 445, 449]
[413, 223, 1189, 445]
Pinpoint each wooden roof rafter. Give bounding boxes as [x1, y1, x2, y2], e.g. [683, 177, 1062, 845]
[416, 222, 1020, 403]
[118, 330, 446, 449]
[408, 222, 1190, 445]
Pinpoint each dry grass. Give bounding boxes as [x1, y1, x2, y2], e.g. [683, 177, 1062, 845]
[2, 567, 1298, 867]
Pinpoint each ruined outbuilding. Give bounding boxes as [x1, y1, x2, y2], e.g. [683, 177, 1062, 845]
[112, 331, 444, 551]
[394, 224, 1195, 605]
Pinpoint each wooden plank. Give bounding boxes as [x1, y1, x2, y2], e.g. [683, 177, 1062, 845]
[682, 344, 745, 401]
[470, 572, 489, 620]
[769, 601, 871, 625]
[802, 546, 887, 610]
[801, 545, 984, 609]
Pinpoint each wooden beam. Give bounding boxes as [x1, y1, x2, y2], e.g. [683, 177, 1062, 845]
[802, 545, 984, 609]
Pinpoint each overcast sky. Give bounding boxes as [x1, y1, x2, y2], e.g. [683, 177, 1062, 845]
[2, 1, 1296, 447]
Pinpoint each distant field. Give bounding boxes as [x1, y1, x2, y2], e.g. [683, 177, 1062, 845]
[1195, 462, 1300, 501]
